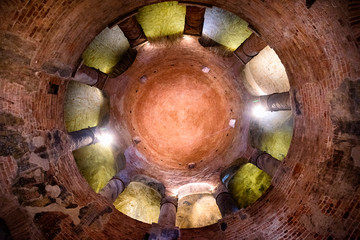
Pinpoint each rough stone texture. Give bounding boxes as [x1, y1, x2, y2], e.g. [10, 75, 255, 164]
[136, 2, 186, 41]
[64, 81, 109, 133]
[243, 46, 290, 96]
[202, 6, 252, 51]
[113, 182, 161, 224]
[176, 193, 222, 228]
[0, 0, 359, 239]
[81, 26, 130, 74]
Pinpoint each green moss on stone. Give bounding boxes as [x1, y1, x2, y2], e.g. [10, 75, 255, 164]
[136, 1, 186, 40]
[113, 182, 161, 224]
[82, 27, 130, 74]
[250, 111, 293, 160]
[228, 163, 271, 209]
[72, 144, 116, 193]
[64, 81, 109, 133]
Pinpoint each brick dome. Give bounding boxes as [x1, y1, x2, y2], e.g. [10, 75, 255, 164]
[0, 1, 359, 239]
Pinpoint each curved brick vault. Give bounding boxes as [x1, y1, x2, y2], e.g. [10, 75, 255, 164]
[105, 36, 247, 192]
[0, 1, 360, 240]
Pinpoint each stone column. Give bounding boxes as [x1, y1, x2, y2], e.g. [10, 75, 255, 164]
[117, 16, 147, 47]
[234, 33, 267, 64]
[184, 6, 206, 36]
[99, 173, 127, 203]
[68, 127, 97, 151]
[158, 196, 178, 227]
[73, 63, 108, 88]
[213, 184, 239, 217]
[250, 150, 281, 177]
[258, 92, 291, 111]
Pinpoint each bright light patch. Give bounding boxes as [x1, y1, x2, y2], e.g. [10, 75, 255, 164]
[97, 131, 113, 146]
[229, 119, 236, 128]
[202, 66, 210, 73]
[252, 105, 266, 118]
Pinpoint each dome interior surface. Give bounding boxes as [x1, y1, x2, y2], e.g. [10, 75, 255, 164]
[0, 0, 359, 239]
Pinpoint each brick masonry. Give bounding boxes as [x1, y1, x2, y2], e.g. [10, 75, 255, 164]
[0, 0, 359, 239]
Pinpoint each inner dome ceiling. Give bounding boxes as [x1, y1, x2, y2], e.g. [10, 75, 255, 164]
[105, 36, 248, 191]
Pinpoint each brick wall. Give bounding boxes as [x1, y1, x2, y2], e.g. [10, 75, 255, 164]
[0, 0, 359, 239]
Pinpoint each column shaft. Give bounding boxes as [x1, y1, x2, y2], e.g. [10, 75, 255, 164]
[264, 92, 291, 111]
[234, 33, 267, 64]
[158, 203, 177, 227]
[68, 127, 97, 151]
[213, 184, 239, 217]
[117, 16, 146, 47]
[184, 6, 205, 36]
[250, 150, 281, 177]
[216, 192, 239, 217]
[73, 64, 107, 86]
[99, 176, 125, 203]
[158, 196, 178, 227]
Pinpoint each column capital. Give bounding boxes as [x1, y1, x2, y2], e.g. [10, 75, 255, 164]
[68, 126, 97, 151]
[212, 182, 239, 217]
[250, 150, 281, 177]
[234, 33, 267, 64]
[212, 183, 229, 199]
[99, 174, 126, 203]
[161, 196, 178, 209]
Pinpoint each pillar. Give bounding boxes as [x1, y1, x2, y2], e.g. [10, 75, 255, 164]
[68, 126, 97, 151]
[99, 173, 127, 202]
[73, 63, 108, 88]
[250, 150, 281, 177]
[117, 16, 147, 48]
[234, 33, 267, 64]
[184, 6, 206, 36]
[148, 191, 179, 239]
[213, 183, 239, 217]
[255, 92, 291, 112]
[158, 196, 178, 227]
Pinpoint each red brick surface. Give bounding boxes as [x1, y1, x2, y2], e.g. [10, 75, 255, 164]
[0, 0, 359, 239]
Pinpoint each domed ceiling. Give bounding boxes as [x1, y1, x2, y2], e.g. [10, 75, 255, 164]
[106, 36, 243, 173]
[66, 0, 292, 209]
[1, 0, 359, 238]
